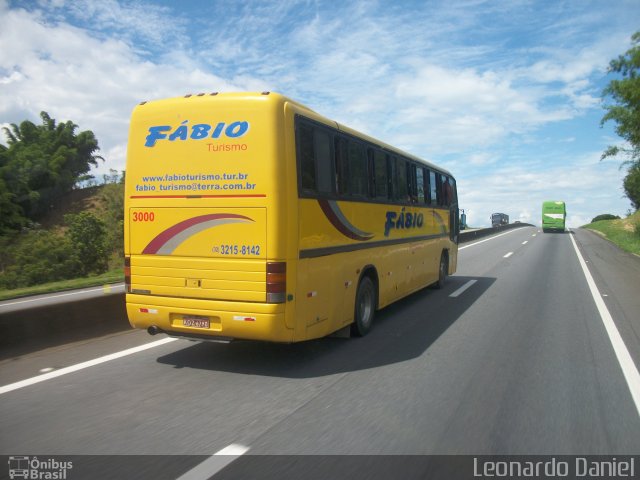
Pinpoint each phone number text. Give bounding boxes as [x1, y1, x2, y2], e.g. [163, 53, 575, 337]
[213, 244, 261, 256]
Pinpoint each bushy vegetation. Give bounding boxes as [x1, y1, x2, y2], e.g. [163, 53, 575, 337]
[0, 112, 124, 291]
[0, 200, 122, 289]
[0, 230, 82, 288]
[591, 214, 621, 222]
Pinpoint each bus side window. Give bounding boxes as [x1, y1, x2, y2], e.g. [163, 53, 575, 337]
[386, 155, 394, 199]
[335, 136, 348, 195]
[416, 167, 426, 203]
[298, 123, 316, 192]
[314, 129, 333, 194]
[296, 121, 333, 195]
[447, 176, 457, 205]
[408, 163, 418, 203]
[429, 170, 437, 206]
[437, 174, 445, 206]
[346, 140, 368, 197]
[394, 158, 409, 202]
[440, 174, 455, 207]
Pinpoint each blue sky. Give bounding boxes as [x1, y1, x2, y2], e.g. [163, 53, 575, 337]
[1, 0, 639, 227]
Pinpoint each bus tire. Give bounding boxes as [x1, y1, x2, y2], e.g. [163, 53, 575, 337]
[433, 252, 448, 289]
[351, 276, 376, 337]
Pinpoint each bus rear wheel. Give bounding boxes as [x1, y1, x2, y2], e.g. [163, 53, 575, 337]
[351, 276, 376, 337]
[433, 252, 448, 289]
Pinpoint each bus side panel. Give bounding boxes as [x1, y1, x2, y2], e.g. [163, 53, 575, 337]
[295, 199, 454, 340]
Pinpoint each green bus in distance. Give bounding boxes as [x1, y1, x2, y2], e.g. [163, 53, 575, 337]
[542, 201, 566, 233]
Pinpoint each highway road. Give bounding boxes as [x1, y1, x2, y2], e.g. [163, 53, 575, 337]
[1, 226, 639, 479]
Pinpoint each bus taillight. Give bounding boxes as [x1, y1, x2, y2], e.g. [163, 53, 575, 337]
[266, 262, 286, 303]
[124, 257, 131, 293]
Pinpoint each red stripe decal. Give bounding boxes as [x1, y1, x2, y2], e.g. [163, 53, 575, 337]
[317, 199, 374, 241]
[142, 214, 251, 254]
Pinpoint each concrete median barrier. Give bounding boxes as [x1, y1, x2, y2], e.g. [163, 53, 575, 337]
[0, 292, 129, 360]
[459, 222, 533, 243]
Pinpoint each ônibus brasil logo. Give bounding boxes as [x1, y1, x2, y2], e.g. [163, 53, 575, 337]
[8, 456, 73, 479]
[144, 121, 250, 147]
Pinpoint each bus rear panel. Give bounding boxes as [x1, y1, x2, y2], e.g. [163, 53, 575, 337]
[125, 92, 295, 342]
[542, 201, 566, 232]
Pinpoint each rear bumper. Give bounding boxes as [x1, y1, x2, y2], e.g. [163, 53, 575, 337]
[126, 294, 293, 342]
[542, 225, 565, 232]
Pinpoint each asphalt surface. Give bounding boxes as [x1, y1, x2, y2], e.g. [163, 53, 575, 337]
[0, 227, 639, 479]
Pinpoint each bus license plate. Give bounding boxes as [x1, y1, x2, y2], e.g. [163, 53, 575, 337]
[183, 316, 210, 329]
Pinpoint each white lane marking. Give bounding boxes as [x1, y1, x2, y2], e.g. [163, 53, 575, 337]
[0, 337, 177, 395]
[0, 283, 125, 308]
[176, 444, 250, 480]
[459, 228, 523, 250]
[504, 252, 513, 258]
[522, 241, 528, 245]
[569, 231, 640, 417]
[449, 280, 477, 298]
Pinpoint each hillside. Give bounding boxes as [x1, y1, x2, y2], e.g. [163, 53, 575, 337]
[37, 186, 105, 230]
[0, 183, 124, 300]
[582, 211, 640, 256]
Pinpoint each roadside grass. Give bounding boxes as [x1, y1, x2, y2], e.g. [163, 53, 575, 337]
[582, 211, 640, 256]
[0, 268, 123, 301]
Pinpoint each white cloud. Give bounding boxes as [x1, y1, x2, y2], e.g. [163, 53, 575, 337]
[0, 1, 239, 173]
[0, 0, 637, 227]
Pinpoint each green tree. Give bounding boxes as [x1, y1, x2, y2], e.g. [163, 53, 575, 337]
[65, 212, 109, 275]
[623, 163, 640, 210]
[1, 112, 103, 223]
[0, 175, 26, 234]
[602, 31, 640, 209]
[601, 31, 640, 163]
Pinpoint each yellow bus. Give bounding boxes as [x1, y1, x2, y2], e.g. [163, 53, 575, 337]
[124, 92, 458, 343]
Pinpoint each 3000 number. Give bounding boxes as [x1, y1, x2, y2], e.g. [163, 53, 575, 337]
[133, 211, 155, 222]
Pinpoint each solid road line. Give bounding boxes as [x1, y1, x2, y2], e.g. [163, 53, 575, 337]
[569, 231, 640, 417]
[176, 444, 250, 480]
[0, 337, 177, 395]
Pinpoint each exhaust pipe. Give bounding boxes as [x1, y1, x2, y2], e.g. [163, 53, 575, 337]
[147, 325, 161, 336]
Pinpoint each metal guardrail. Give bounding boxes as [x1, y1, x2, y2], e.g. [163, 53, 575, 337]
[0, 291, 127, 359]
